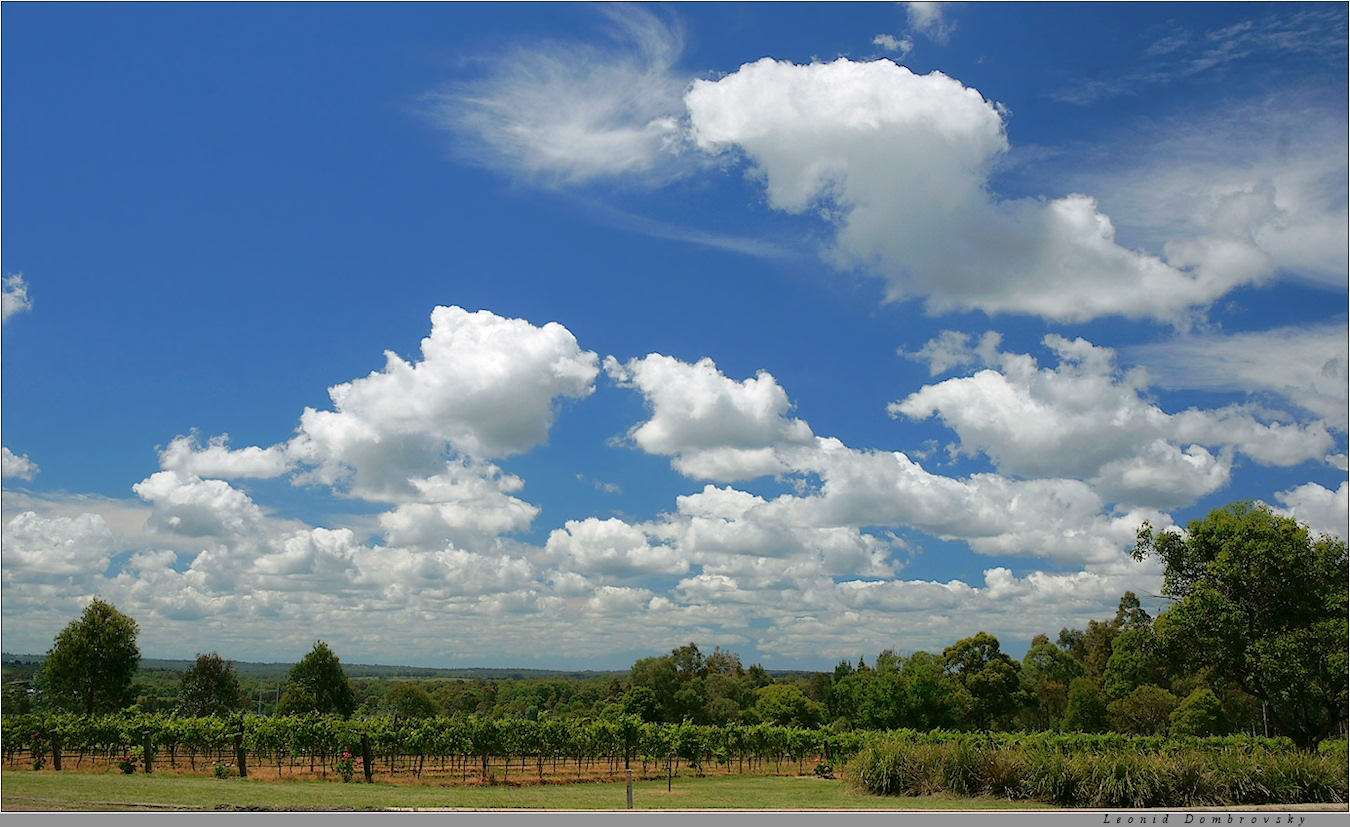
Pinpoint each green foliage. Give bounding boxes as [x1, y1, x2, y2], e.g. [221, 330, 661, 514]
[943, 632, 1022, 731]
[753, 683, 824, 728]
[178, 653, 247, 717]
[1062, 678, 1109, 733]
[847, 733, 1347, 807]
[282, 641, 357, 718]
[381, 681, 437, 721]
[1170, 688, 1226, 737]
[37, 599, 141, 715]
[1107, 685, 1180, 735]
[1134, 501, 1349, 750]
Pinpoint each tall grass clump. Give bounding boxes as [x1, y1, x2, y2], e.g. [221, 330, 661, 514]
[845, 735, 1347, 808]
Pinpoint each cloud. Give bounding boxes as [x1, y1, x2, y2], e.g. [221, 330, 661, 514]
[1, 447, 39, 480]
[426, 4, 692, 185]
[1273, 481, 1348, 541]
[2, 510, 115, 583]
[133, 470, 272, 542]
[158, 432, 292, 479]
[906, 2, 956, 44]
[0, 327, 1204, 665]
[1126, 322, 1349, 430]
[374, 461, 539, 551]
[900, 329, 1003, 376]
[1053, 94, 1347, 293]
[892, 333, 1335, 508]
[872, 34, 913, 57]
[288, 306, 599, 500]
[1054, 8, 1348, 104]
[605, 354, 814, 481]
[684, 57, 1269, 324]
[2, 274, 31, 324]
[545, 517, 688, 577]
[604, 352, 1168, 565]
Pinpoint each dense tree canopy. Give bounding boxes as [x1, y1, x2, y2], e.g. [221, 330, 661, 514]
[1134, 501, 1348, 749]
[280, 641, 357, 718]
[381, 681, 438, 721]
[178, 652, 247, 717]
[38, 599, 140, 715]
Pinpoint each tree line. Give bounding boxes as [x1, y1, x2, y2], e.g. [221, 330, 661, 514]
[6, 501, 1345, 750]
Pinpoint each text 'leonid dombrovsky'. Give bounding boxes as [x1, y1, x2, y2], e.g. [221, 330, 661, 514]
[1102, 816, 1309, 825]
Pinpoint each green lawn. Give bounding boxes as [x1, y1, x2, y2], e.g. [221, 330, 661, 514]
[1, 770, 1054, 811]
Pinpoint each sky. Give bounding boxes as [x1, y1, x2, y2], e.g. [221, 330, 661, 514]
[2, 2, 1346, 672]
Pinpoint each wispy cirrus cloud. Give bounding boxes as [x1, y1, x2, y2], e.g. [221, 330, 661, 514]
[425, 4, 694, 186]
[1053, 8, 1348, 104]
[1126, 321, 1350, 431]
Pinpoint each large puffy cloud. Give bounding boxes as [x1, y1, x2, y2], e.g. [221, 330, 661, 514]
[1274, 481, 1349, 541]
[545, 517, 688, 577]
[133, 470, 271, 541]
[158, 433, 292, 480]
[289, 306, 598, 500]
[607, 353, 1165, 566]
[2, 510, 115, 583]
[684, 57, 1270, 324]
[2, 447, 39, 480]
[893, 333, 1335, 508]
[375, 462, 539, 551]
[1, 330, 1179, 665]
[776, 439, 1163, 565]
[605, 353, 814, 481]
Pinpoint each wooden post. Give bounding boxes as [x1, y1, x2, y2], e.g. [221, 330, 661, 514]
[360, 733, 374, 783]
[234, 732, 248, 778]
[626, 768, 634, 809]
[50, 731, 61, 771]
[142, 730, 153, 774]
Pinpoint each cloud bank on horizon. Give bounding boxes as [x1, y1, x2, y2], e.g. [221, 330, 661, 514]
[3, 3, 1345, 670]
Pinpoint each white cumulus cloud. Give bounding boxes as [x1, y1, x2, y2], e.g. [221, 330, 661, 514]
[2, 274, 31, 324]
[1, 447, 39, 480]
[605, 353, 814, 481]
[1274, 481, 1348, 541]
[683, 57, 1277, 324]
[287, 306, 598, 506]
[892, 333, 1335, 507]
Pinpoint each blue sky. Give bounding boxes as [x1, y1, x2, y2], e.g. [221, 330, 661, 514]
[3, 2, 1346, 671]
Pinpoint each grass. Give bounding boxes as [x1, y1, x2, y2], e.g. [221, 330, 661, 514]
[1, 769, 1056, 811]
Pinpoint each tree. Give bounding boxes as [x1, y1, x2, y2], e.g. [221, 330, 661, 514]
[281, 641, 356, 717]
[1134, 501, 1348, 750]
[753, 683, 824, 728]
[1062, 677, 1110, 733]
[1102, 627, 1166, 701]
[943, 632, 1022, 730]
[38, 599, 140, 714]
[381, 681, 437, 722]
[1021, 635, 1082, 730]
[178, 652, 247, 716]
[1170, 687, 1226, 737]
[1107, 684, 1179, 735]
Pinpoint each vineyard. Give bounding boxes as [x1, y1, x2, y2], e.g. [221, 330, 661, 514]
[3, 712, 864, 783]
[4, 712, 1346, 808]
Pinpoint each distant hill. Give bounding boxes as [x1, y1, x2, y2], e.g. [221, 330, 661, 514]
[4, 652, 813, 683]
[4, 653, 627, 682]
